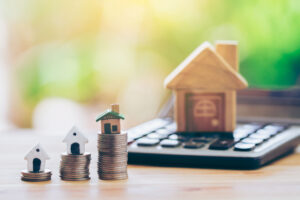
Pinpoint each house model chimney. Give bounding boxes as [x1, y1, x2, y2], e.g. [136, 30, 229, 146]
[216, 41, 238, 71]
[111, 104, 119, 113]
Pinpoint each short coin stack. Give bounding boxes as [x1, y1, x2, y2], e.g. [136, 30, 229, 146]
[21, 169, 52, 182]
[59, 152, 91, 181]
[97, 132, 128, 180]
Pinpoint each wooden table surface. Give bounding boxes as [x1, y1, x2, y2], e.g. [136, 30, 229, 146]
[1, 129, 300, 200]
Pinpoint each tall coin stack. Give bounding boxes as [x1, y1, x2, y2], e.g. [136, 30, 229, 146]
[60, 126, 91, 181]
[96, 104, 128, 180]
[97, 132, 128, 180]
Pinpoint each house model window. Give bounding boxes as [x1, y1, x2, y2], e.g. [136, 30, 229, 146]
[112, 125, 118, 132]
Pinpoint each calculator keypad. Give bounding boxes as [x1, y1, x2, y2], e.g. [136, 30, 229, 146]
[129, 119, 288, 152]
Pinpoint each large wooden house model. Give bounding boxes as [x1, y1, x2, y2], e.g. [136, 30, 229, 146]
[164, 41, 248, 133]
[96, 104, 125, 134]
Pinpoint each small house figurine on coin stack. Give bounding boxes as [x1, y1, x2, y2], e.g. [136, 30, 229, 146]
[96, 104, 128, 180]
[59, 126, 91, 181]
[21, 144, 52, 182]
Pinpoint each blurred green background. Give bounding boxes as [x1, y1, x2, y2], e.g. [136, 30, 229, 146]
[0, 0, 300, 129]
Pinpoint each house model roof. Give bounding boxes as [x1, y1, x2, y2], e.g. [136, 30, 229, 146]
[63, 126, 88, 144]
[96, 110, 125, 122]
[24, 143, 50, 160]
[164, 42, 248, 90]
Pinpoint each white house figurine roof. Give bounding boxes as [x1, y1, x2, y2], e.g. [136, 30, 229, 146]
[63, 126, 88, 144]
[24, 143, 50, 160]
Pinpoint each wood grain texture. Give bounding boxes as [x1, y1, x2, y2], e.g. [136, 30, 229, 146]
[215, 41, 239, 71]
[0, 129, 299, 200]
[185, 92, 225, 132]
[175, 89, 234, 133]
[224, 91, 236, 132]
[216, 41, 239, 132]
[175, 90, 186, 132]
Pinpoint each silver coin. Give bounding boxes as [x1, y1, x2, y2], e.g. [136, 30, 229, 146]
[21, 174, 52, 178]
[60, 167, 90, 170]
[61, 177, 90, 181]
[22, 172, 52, 175]
[99, 175, 128, 180]
[21, 169, 52, 174]
[60, 164, 90, 167]
[21, 177, 51, 182]
[61, 152, 91, 156]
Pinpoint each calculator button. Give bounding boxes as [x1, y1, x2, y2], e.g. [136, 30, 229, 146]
[137, 138, 160, 147]
[168, 134, 179, 140]
[147, 133, 168, 140]
[160, 139, 181, 148]
[183, 142, 205, 149]
[156, 128, 173, 135]
[249, 133, 270, 141]
[168, 134, 190, 142]
[192, 137, 213, 143]
[233, 128, 253, 139]
[264, 124, 286, 132]
[241, 137, 263, 145]
[209, 139, 235, 150]
[256, 129, 278, 137]
[234, 142, 255, 151]
[242, 123, 264, 132]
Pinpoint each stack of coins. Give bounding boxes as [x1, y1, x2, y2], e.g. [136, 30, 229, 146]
[21, 169, 52, 182]
[59, 152, 91, 181]
[97, 132, 128, 180]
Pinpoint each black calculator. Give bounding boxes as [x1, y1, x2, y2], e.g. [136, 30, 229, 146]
[127, 89, 300, 169]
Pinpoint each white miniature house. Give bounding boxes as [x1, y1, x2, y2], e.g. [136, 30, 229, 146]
[63, 126, 88, 155]
[24, 144, 50, 173]
[96, 104, 125, 134]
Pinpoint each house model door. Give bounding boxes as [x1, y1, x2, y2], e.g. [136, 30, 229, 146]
[104, 123, 111, 134]
[186, 93, 225, 132]
[33, 158, 41, 172]
[71, 143, 80, 155]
